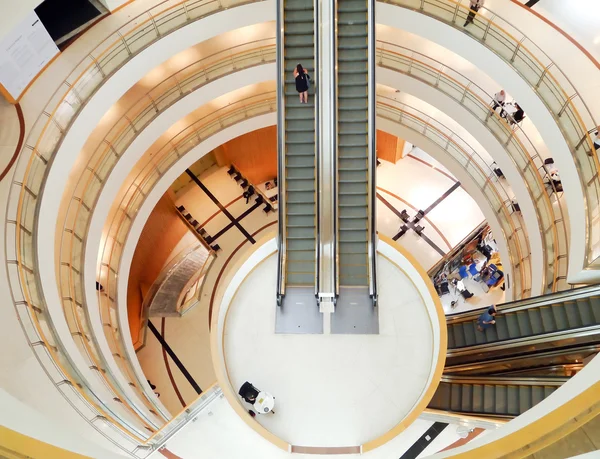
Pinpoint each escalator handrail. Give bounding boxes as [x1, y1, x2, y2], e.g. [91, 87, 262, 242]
[276, 0, 287, 301]
[446, 284, 600, 322]
[367, 0, 378, 302]
[329, 0, 337, 298]
[441, 375, 569, 386]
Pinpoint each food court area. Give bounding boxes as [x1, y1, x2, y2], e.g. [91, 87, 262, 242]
[431, 224, 506, 314]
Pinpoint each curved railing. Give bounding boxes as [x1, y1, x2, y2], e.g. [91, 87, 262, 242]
[4, 0, 264, 453]
[378, 95, 530, 298]
[59, 39, 275, 430]
[377, 40, 570, 293]
[385, 0, 600, 267]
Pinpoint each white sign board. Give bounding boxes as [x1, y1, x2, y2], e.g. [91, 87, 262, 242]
[0, 11, 59, 101]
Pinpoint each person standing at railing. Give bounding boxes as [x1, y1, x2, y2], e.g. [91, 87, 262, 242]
[464, 0, 485, 27]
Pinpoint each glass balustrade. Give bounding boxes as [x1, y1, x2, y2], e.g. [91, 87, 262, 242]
[60, 40, 275, 431]
[377, 41, 569, 293]
[7, 0, 584, 442]
[5, 0, 264, 452]
[385, 0, 600, 267]
[378, 95, 530, 298]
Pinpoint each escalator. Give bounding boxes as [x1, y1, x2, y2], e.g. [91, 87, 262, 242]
[277, 0, 318, 300]
[428, 376, 567, 418]
[446, 286, 600, 365]
[336, 0, 376, 297]
[444, 345, 599, 377]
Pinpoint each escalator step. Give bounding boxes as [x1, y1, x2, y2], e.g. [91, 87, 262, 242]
[551, 304, 570, 331]
[516, 311, 533, 336]
[505, 313, 521, 338]
[564, 300, 583, 328]
[591, 296, 600, 323]
[474, 325, 488, 344]
[436, 383, 452, 409]
[519, 386, 532, 414]
[531, 386, 545, 407]
[463, 323, 477, 346]
[483, 385, 495, 413]
[495, 385, 508, 414]
[495, 317, 509, 341]
[485, 324, 499, 342]
[472, 385, 484, 413]
[507, 385, 519, 415]
[450, 384, 462, 411]
[461, 384, 473, 412]
[540, 306, 557, 332]
[528, 308, 545, 335]
[446, 328, 455, 348]
[452, 324, 466, 348]
[577, 298, 595, 326]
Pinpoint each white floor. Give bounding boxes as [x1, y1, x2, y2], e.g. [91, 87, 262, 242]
[161, 392, 461, 459]
[223, 254, 435, 447]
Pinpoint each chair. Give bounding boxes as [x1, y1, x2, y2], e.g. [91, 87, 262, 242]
[238, 381, 260, 404]
[263, 203, 273, 213]
[400, 209, 410, 222]
[544, 158, 555, 166]
[211, 243, 221, 252]
[240, 179, 249, 189]
[414, 224, 425, 236]
[177, 205, 186, 212]
[468, 263, 479, 278]
[458, 265, 468, 279]
[413, 210, 425, 224]
[227, 166, 237, 176]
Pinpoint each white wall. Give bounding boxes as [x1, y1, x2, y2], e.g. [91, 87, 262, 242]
[0, 0, 43, 41]
[96, 0, 129, 12]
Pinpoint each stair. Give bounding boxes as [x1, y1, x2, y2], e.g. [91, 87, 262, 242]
[337, 0, 370, 287]
[428, 377, 565, 417]
[283, 0, 317, 287]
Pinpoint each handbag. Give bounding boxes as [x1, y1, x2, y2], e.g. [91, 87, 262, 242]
[305, 73, 311, 89]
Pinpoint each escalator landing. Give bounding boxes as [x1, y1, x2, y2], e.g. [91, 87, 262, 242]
[331, 286, 379, 334]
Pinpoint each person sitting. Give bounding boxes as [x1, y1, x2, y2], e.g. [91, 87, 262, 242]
[452, 279, 474, 299]
[477, 305, 497, 331]
[509, 103, 525, 125]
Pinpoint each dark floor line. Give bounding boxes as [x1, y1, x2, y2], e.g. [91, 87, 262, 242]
[210, 200, 262, 243]
[185, 169, 256, 243]
[159, 318, 187, 408]
[399, 422, 448, 459]
[422, 181, 461, 216]
[0, 103, 25, 182]
[148, 319, 202, 396]
[378, 193, 446, 256]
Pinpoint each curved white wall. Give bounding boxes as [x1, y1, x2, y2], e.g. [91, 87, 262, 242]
[85, 68, 275, 408]
[376, 2, 590, 283]
[35, 2, 275, 425]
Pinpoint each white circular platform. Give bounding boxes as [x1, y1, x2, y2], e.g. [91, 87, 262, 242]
[222, 246, 441, 448]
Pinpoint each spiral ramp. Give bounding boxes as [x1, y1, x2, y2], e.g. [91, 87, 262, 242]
[0, 0, 599, 457]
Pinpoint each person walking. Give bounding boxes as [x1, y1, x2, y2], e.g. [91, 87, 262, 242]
[464, 0, 485, 27]
[477, 304, 497, 331]
[294, 64, 310, 104]
[491, 89, 506, 114]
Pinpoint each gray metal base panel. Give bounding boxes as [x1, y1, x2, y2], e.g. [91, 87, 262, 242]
[275, 287, 322, 334]
[331, 287, 379, 334]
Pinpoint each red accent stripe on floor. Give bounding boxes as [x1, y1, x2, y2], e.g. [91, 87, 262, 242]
[161, 317, 187, 408]
[159, 447, 184, 459]
[0, 103, 25, 182]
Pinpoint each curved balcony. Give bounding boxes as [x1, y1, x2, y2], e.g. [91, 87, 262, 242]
[382, 0, 600, 273]
[4, 0, 599, 453]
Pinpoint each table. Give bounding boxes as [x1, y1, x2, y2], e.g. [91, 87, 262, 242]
[253, 391, 275, 414]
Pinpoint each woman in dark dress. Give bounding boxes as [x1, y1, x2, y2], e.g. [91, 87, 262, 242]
[294, 63, 309, 104]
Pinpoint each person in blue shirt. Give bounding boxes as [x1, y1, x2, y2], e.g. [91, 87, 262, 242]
[477, 305, 497, 331]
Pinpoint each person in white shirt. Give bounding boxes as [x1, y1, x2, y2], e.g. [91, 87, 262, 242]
[593, 128, 600, 151]
[464, 0, 485, 27]
[492, 89, 506, 115]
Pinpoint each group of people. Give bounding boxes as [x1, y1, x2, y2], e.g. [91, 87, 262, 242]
[492, 89, 526, 125]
